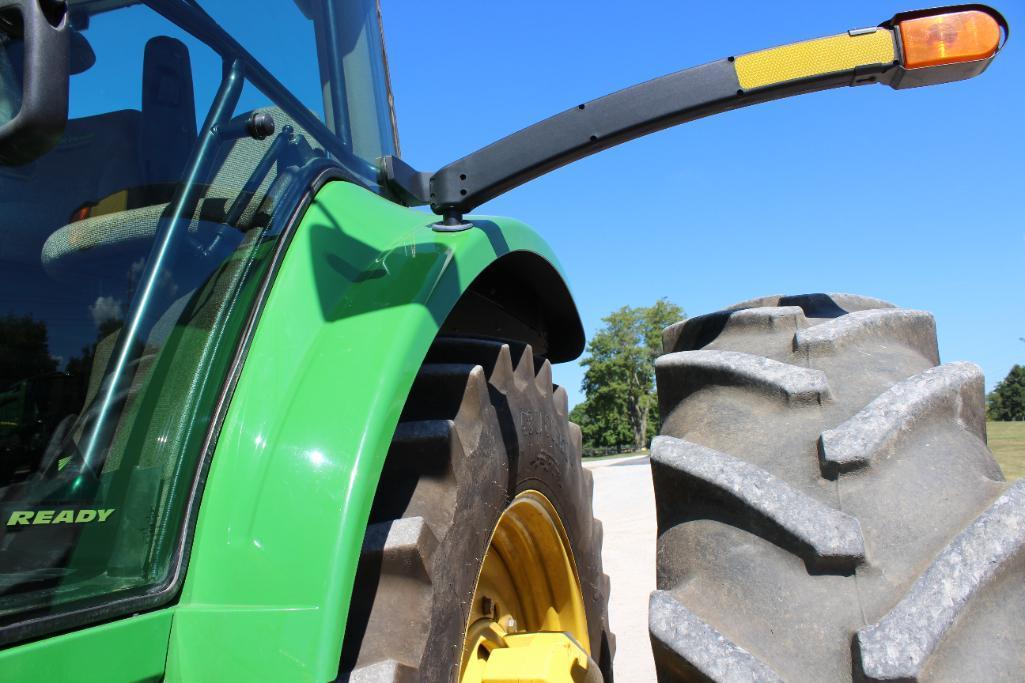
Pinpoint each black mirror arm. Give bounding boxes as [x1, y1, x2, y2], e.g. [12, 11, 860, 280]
[383, 57, 865, 222]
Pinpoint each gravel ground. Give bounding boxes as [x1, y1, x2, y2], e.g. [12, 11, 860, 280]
[585, 455, 657, 681]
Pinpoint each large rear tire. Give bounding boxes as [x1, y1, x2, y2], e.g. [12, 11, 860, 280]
[649, 293, 1025, 682]
[339, 338, 613, 682]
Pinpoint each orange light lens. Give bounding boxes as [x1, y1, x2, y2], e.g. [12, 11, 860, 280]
[899, 10, 1001, 69]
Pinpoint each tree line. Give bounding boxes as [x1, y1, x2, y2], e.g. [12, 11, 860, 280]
[988, 364, 1025, 421]
[569, 299, 682, 453]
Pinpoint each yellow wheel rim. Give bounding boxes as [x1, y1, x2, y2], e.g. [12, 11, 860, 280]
[459, 490, 591, 682]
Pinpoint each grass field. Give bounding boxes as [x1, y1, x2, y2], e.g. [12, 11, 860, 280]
[990, 422, 1025, 480]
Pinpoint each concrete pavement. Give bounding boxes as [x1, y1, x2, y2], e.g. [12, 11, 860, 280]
[585, 455, 657, 681]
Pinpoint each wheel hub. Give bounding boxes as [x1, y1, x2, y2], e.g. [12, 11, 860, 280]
[459, 490, 598, 682]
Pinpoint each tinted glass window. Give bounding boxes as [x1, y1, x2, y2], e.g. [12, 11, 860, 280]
[200, 0, 397, 162]
[318, 0, 398, 160]
[200, 1, 326, 121]
[0, 1, 331, 634]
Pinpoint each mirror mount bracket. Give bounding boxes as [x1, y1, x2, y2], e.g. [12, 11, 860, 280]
[379, 153, 431, 207]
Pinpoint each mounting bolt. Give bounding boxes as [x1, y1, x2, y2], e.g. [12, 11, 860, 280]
[216, 111, 277, 141]
[431, 208, 474, 232]
[247, 111, 276, 140]
[502, 616, 518, 633]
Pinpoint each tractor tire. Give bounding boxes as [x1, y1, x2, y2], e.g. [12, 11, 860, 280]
[649, 293, 1025, 682]
[339, 338, 613, 682]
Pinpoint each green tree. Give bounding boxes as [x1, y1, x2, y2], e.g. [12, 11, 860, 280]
[0, 314, 57, 390]
[987, 364, 1025, 421]
[574, 299, 683, 451]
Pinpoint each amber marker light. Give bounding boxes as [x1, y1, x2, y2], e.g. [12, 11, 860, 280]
[899, 10, 1002, 68]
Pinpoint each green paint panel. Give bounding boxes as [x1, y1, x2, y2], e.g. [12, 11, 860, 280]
[164, 181, 571, 681]
[0, 610, 172, 682]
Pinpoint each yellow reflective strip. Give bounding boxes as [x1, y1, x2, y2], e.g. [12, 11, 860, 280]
[735, 29, 896, 90]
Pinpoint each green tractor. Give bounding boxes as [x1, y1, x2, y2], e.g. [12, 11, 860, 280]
[0, 1, 1016, 681]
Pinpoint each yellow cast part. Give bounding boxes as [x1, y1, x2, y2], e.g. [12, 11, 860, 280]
[481, 633, 597, 683]
[460, 490, 594, 683]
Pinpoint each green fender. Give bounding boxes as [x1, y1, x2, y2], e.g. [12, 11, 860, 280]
[162, 180, 581, 681]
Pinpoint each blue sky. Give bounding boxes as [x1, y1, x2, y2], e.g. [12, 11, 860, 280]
[382, 1, 1025, 407]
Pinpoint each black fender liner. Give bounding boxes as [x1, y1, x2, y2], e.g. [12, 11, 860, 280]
[438, 250, 585, 363]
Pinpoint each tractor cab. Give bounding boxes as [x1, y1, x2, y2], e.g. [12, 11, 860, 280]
[0, 0, 395, 645]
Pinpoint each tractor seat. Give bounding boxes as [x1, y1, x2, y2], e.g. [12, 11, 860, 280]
[40, 106, 299, 280]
